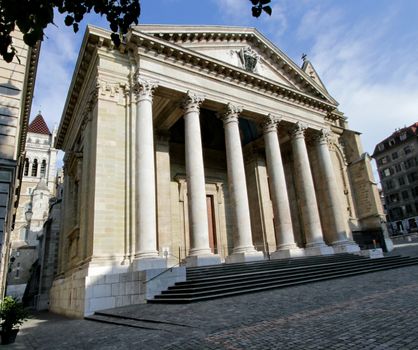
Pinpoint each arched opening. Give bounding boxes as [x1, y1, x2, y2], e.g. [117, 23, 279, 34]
[40, 159, 47, 177]
[31, 159, 38, 177]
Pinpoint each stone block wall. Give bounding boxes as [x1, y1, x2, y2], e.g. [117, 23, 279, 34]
[50, 266, 186, 317]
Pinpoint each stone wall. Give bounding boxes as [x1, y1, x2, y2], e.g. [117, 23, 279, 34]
[50, 267, 186, 317]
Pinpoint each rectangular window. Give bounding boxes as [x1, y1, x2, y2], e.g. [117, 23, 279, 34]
[402, 190, 409, 200]
[400, 133, 407, 141]
[385, 180, 394, 190]
[406, 204, 412, 214]
[404, 158, 415, 169]
[404, 145, 413, 155]
[395, 164, 402, 172]
[407, 172, 418, 183]
[399, 176, 405, 186]
[392, 152, 399, 160]
[390, 193, 400, 203]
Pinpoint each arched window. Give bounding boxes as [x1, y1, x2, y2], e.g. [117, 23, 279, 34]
[24, 158, 29, 176]
[31, 159, 38, 177]
[40, 159, 47, 177]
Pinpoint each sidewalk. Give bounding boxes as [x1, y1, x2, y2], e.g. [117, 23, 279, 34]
[3, 243, 418, 349]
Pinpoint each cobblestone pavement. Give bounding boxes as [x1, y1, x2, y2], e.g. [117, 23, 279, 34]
[4, 244, 418, 350]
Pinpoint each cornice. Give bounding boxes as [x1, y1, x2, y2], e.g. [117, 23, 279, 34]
[132, 26, 337, 104]
[127, 31, 338, 115]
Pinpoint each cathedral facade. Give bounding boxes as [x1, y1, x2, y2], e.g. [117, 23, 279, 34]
[6, 114, 57, 300]
[51, 25, 385, 317]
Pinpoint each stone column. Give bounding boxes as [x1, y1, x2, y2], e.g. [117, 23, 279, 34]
[291, 122, 334, 256]
[183, 91, 221, 266]
[219, 103, 264, 263]
[263, 115, 304, 259]
[132, 75, 165, 270]
[316, 129, 360, 253]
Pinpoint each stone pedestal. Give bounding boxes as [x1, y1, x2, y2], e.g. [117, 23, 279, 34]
[270, 248, 305, 259]
[332, 241, 361, 254]
[185, 255, 222, 267]
[358, 248, 384, 259]
[132, 258, 167, 271]
[305, 245, 335, 256]
[225, 251, 264, 264]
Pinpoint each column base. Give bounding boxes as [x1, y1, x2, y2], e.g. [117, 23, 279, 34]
[332, 241, 360, 254]
[132, 258, 167, 271]
[304, 245, 334, 256]
[225, 251, 264, 264]
[185, 255, 222, 267]
[357, 248, 384, 259]
[270, 247, 305, 259]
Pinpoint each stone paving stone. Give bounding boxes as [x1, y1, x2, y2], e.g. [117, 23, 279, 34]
[4, 244, 418, 349]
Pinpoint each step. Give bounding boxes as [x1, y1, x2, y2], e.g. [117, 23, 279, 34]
[85, 312, 195, 332]
[160, 258, 418, 297]
[148, 256, 418, 304]
[186, 254, 365, 277]
[181, 256, 409, 285]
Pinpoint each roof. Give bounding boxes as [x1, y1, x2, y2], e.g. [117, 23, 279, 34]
[372, 121, 418, 157]
[28, 113, 51, 135]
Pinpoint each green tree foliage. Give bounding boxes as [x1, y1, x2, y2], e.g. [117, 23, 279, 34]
[0, 0, 141, 62]
[250, 0, 272, 18]
[0, 0, 272, 63]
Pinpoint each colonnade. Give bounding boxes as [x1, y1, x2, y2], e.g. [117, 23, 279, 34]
[132, 76, 359, 268]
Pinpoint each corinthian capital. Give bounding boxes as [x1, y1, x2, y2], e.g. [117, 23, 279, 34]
[218, 103, 243, 124]
[317, 128, 331, 145]
[290, 122, 307, 139]
[262, 114, 281, 134]
[182, 91, 205, 113]
[133, 72, 158, 102]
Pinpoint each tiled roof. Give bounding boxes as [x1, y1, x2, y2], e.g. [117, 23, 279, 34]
[28, 113, 51, 135]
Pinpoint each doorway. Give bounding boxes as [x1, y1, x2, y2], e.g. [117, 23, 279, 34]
[206, 195, 217, 253]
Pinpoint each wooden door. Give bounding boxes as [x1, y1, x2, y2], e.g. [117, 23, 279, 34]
[206, 195, 217, 253]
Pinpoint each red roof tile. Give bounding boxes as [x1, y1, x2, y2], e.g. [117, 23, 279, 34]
[28, 114, 51, 135]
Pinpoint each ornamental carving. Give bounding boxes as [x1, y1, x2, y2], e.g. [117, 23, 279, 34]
[218, 103, 243, 124]
[317, 128, 331, 145]
[238, 47, 260, 73]
[262, 114, 280, 134]
[97, 79, 122, 100]
[182, 91, 205, 113]
[290, 122, 307, 139]
[132, 71, 159, 102]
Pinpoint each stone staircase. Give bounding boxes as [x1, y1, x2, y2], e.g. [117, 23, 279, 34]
[148, 253, 418, 303]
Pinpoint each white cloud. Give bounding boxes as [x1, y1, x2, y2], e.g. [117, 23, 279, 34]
[295, 3, 418, 158]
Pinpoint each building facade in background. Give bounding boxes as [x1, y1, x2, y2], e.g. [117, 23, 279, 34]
[6, 114, 57, 300]
[373, 123, 418, 234]
[51, 25, 386, 317]
[0, 31, 40, 297]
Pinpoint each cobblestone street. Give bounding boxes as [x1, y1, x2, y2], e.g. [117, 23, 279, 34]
[4, 243, 418, 350]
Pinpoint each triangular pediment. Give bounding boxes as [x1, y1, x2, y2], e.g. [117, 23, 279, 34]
[133, 25, 337, 105]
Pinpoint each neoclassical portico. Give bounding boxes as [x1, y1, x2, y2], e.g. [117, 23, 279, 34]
[51, 24, 383, 316]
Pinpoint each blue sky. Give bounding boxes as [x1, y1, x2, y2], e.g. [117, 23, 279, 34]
[32, 0, 418, 172]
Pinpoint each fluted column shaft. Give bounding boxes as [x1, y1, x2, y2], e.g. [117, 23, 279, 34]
[220, 104, 257, 254]
[263, 116, 297, 250]
[291, 123, 325, 247]
[134, 77, 159, 258]
[183, 92, 212, 256]
[316, 129, 349, 243]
